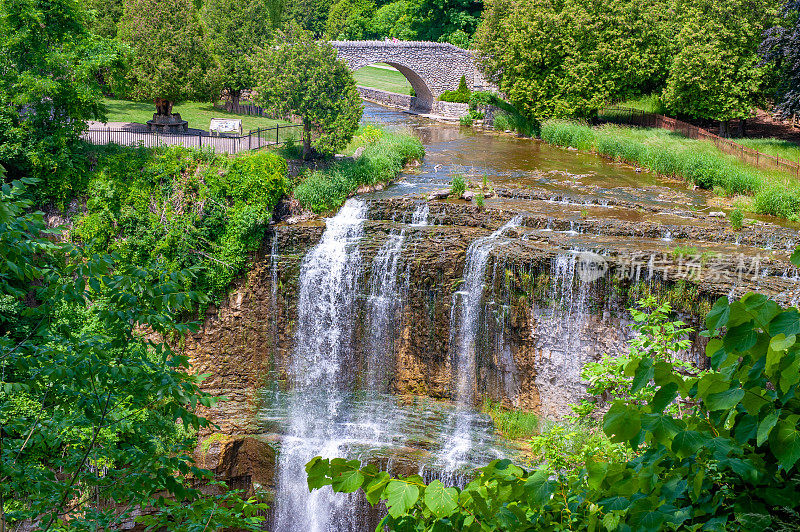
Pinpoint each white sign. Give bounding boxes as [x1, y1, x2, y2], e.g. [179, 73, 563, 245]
[209, 118, 242, 136]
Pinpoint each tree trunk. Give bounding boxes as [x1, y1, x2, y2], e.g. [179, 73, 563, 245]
[154, 98, 173, 117]
[738, 118, 746, 138]
[718, 120, 730, 138]
[303, 121, 312, 160]
[226, 90, 242, 112]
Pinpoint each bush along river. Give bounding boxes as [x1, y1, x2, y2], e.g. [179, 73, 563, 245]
[183, 103, 800, 530]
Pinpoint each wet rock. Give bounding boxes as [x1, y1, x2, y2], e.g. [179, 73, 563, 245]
[428, 189, 450, 200]
[462, 191, 475, 201]
[195, 434, 278, 492]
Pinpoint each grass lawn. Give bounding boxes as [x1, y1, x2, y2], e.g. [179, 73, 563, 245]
[353, 64, 412, 95]
[738, 137, 800, 163]
[100, 98, 290, 132]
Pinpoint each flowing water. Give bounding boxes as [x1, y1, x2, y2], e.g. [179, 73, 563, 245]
[439, 216, 523, 481]
[263, 103, 800, 529]
[274, 199, 368, 532]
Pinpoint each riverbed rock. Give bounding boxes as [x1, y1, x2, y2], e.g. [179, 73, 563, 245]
[709, 211, 726, 217]
[462, 191, 475, 201]
[194, 435, 278, 493]
[428, 189, 450, 200]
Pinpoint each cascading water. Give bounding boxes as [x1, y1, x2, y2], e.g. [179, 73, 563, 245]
[274, 199, 368, 532]
[270, 234, 280, 352]
[410, 202, 429, 226]
[364, 229, 406, 388]
[439, 216, 523, 481]
[531, 251, 597, 417]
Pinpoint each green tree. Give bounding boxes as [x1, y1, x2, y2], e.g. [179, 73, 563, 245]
[760, 0, 800, 119]
[414, 0, 481, 43]
[280, 0, 334, 35]
[369, 0, 418, 39]
[203, 0, 274, 109]
[308, 291, 800, 530]
[663, 0, 777, 136]
[0, 0, 123, 205]
[0, 177, 266, 530]
[253, 26, 362, 159]
[325, 0, 376, 39]
[473, 0, 678, 119]
[84, 0, 124, 38]
[117, 0, 216, 121]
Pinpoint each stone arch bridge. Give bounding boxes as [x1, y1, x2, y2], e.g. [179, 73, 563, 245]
[330, 41, 492, 117]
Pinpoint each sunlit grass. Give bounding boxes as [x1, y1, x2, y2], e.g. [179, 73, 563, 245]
[353, 64, 412, 95]
[540, 120, 800, 220]
[100, 98, 290, 132]
[738, 137, 800, 163]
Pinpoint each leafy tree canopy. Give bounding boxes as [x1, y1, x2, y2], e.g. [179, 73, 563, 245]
[117, 0, 217, 106]
[203, 0, 275, 106]
[0, 177, 266, 530]
[253, 25, 362, 159]
[761, 0, 800, 118]
[325, 0, 376, 40]
[473, 0, 679, 119]
[0, 0, 123, 205]
[662, 0, 778, 125]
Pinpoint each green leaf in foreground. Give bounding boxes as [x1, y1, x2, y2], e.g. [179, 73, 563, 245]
[423, 479, 458, 518]
[386, 480, 420, 518]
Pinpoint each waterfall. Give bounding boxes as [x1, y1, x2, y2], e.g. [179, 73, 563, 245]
[274, 199, 368, 532]
[410, 202, 429, 226]
[364, 229, 406, 388]
[440, 216, 523, 480]
[532, 251, 594, 417]
[270, 234, 280, 353]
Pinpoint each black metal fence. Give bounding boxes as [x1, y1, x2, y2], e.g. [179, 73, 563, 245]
[81, 124, 303, 154]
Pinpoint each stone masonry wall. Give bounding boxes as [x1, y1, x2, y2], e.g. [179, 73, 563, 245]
[332, 40, 492, 111]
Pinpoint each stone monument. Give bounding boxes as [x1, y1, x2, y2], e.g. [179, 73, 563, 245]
[147, 98, 189, 133]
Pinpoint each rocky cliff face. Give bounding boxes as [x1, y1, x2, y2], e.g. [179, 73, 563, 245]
[185, 194, 799, 497]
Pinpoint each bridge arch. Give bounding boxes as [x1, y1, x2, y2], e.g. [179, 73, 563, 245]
[331, 41, 492, 116]
[351, 61, 434, 112]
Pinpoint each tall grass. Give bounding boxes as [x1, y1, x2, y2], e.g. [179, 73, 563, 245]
[540, 120, 800, 220]
[738, 138, 800, 163]
[482, 399, 541, 441]
[293, 130, 424, 213]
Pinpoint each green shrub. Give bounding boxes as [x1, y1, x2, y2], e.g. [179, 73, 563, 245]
[439, 75, 471, 103]
[729, 208, 744, 229]
[459, 115, 473, 127]
[439, 90, 470, 103]
[475, 192, 484, 208]
[73, 145, 288, 302]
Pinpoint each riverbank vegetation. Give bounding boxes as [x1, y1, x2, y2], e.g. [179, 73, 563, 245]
[540, 120, 800, 219]
[0, 177, 267, 529]
[309, 291, 800, 530]
[294, 127, 424, 212]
